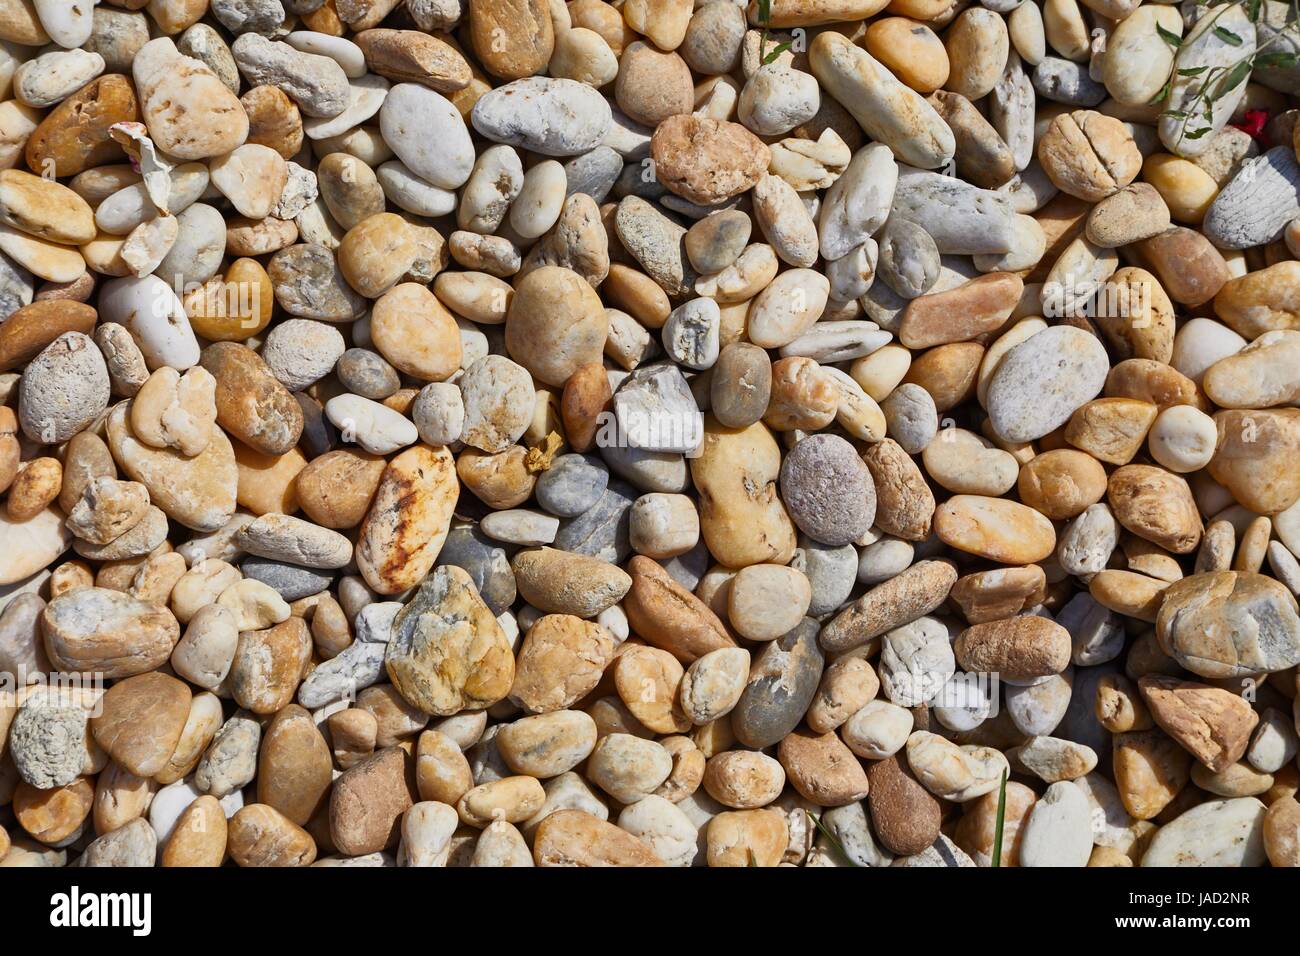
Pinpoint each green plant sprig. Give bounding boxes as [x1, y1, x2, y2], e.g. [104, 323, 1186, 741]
[756, 0, 793, 66]
[805, 810, 863, 867]
[990, 769, 1008, 868]
[1152, 0, 1300, 147]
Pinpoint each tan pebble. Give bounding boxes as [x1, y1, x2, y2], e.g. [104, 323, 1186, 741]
[162, 795, 227, 867]
[227, 617, 311, 714]
[1143, 153, 1218, 224]
[329, 747, 413, 855]
[91, 672, 192, 778]
[614, 645, 690, 734]
[703, 750, 786, 809]
[954, 616, 1072, 683]
[900, 273, 1022, 349]
[534, 809, 663, 866]
[866, 753, 942, 856]
[13, 777, 93, 845]
[1039, 109, 1140, 202]
[1016, 449, 1106, 520]
[726, 564, 811, 641]
[511, 614, 617, 713]
[497, 710, 597, 779]
[649, 114, 771, 206]
[240, 85, 304, 159]
[331, 708, 380, 771]
[934, 494, 1056, 564]
[954, 780, 1035, 866]
[1095, 673, 1153, 733]
[92, 762, 156, 836]
[778, 727, 871, 807]
[623, 555, 737, 663]
[294, 450, 385, 530]
[949, 565, 1047, 625]
[1113, 729, 1190, 820]
[679, 647, 750, 726]
[1064, 397, 1158, 466]
[1089, 569, 1168, 622]
[865, 17, 948, 92]
[5, 457, 60, 521]
[1107, 464, 1202, 555]
[615, 41, 693, 126]
[505, 266, 608, 388]
[228, 803, 317, 867]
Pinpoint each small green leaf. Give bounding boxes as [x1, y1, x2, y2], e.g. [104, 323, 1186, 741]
[991, 769, 1008, 868]
[762, 40, 792, 64]
[1247, 0, 1263, 21]
[1178, 65, 1210, 76]
[1148, 79, 1173, 105]
[1215, 26, 1244, 45]
[1256, 51, 1300, 68]
[1157, 23, 1183, 46]
[1161, 108, 1191, 119]
[1184, 126, 1215, 139]
[757, 0, 771, 23]
[1215, 58, 1254, 97]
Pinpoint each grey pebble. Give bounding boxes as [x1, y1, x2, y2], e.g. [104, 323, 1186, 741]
[877, 217, 940, 299]
[211, 0, 286, 35]
[890, 167, 1017, 256]
[0, 593, 48, 679]
[599, 442, 689, 493]
[792, 538, 858, 617]
[564, 146, 622, 203]
[82, 818, 157, 867]
[1054, 661, 1118, 766]
[470, 76, 612, 157]
[241, 556, 333, 602]
[779, 434, 877, 546]
[178, 23, 240, 95]
[195, 712, 261, 798]
[553, 480, 637, 564]
[614, 196, 695, 297]
[84, 8, 150, 74]
[1058, 591, 1125, 667]
[535, 453, 609, 517]
[18, 332, 110, 444]
[1202, 146, 1300, 250]
[436, 525, 516, 615]
[261, 318, 346, 392]
[0, 249, 35, 322]
[336, 348, 400, 400]
[659, 539, 711, 591]
[268, 243, 367, 321]
[7, 701, 87, 789]
[231, 33, 350, 118]
[1031, 57, 1106, 107]
[296, 392, 336, 459]
[614, 161, 668, 202]
[731, 618, 825, 749]
[881, 382, 938, 454]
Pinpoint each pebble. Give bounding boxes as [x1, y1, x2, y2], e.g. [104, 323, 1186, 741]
[809, 33, 953, 169]
[779, 434, 876, 546]
[985, 325, 1109, 442]
[1019, 780, 1092, 867]
[731, 618, 823, 749]
[473, 77, 611, 157]
[1141, 798, 1267, 867]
